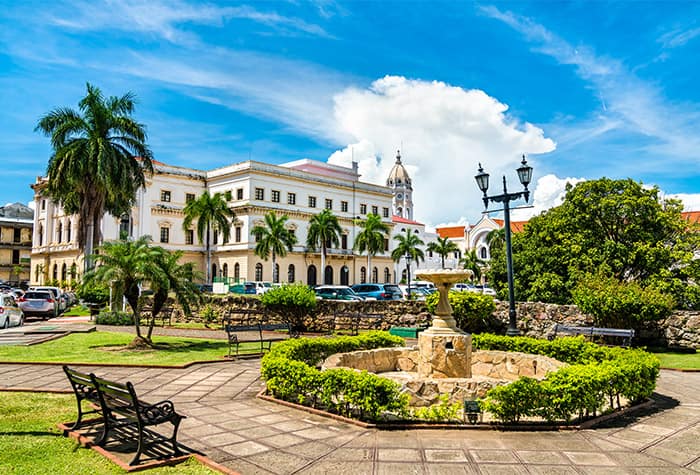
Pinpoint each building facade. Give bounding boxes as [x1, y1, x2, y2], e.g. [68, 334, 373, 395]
[0, 203, 33, 284]
[31, 158, 399, 287]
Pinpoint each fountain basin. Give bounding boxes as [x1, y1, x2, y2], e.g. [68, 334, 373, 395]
[323, 347, 565, 407]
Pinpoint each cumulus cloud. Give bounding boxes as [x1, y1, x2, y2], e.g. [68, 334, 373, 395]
[326, 76, 556, 225]
[666, 193, 700, 211]
[511, 174, 586, 221]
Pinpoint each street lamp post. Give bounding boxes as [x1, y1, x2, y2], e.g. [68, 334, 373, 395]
[474, 155, 533, 336]
[405, 251, 412, 300]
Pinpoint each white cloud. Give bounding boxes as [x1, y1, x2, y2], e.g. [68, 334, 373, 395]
[511, 174, 585, 221]
[666, 193, 700, 212]
[325, 76, 556, 225]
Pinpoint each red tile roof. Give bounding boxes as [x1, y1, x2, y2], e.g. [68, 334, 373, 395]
[682, 211, 700, 224]
[392, 215, 424, 226]
[436, 226, 465, 239]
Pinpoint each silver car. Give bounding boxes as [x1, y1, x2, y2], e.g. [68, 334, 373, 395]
[0, 293, 24, 328]
[18, 291, 57, 320]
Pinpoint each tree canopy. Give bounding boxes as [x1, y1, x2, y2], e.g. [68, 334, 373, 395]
[426, 236, 459, 269]
[354, 213, 390, 274]
[488, 178, 700, 308]
[252, 212, 297, 283]
[306, 209, 342, 284]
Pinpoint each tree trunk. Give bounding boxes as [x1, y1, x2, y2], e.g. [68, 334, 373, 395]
[367, 254, 372, 282]
[272, 250, 277, 283]
[205, 225, 211, 284]
[441, 254, 445, 269]
[320, 245, 326, 285]
[84, 210, 95, 274]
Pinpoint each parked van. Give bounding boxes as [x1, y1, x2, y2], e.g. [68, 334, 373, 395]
[28, 286, 66, 315]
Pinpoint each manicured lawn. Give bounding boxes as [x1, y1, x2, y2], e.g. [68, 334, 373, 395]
[61, 305, 92, 317]
[0, 331, 264, 366]
[0, 392, 215, 474]
[651, 348, 700, 370]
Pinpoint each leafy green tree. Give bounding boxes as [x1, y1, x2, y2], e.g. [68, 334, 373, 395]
[486, 228, 505, 253]
[35, 83, 153, 271]
[306, 209, 342, 284]
[460, 249, 486, 282]
[84, 236, 163, 346]
[146, 249, 202, 340]
[354, 213, 390, 279]
[426, 236, 459, 269]
[260, 283, 317, 332]
[488, 178, 699, 306]
[182, 191, 236, 284]
[392, 229, 425, 289]
[252, 212, 297, 283]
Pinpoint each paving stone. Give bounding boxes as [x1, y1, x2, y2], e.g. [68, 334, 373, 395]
[223, 458, 276, 475]
[469, 449, 518, 464]
[525, 465, 580, 474]
[299, 460, 374, 475]
[245, 449, 311, 474]
[605, 451, 675, 467]
[478, 464, 529, 475]
[563, 451, 617, 466]
[377, 447, 422, 462]
[376, 462, 425, 475]
[280, 441, 333, 459]
[258, 432, 309, 448]
[425, 464, 479, 475]
[515, 450, 569, 465]
[200, 431, 247, 447]
[423, 449, 469, 463]
[320, 447, 373, 461]
[292, 427, 345, 440]
[220, 440, 272, 457]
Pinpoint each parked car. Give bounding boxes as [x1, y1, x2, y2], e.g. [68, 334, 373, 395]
[472, 285, 497, 296]
[398, 285, 430, 301]
[412, 280, 437, 291]
[18, 291, 58, 320]
[230, 282, 257, 294]
[28, 286, 66, 314]
[351, 283, 403, 301]
[251, 281, 272, 295]
[314, 285, 364, 301]
[452, 283, 476, 292]
[0, 293, 24, 328]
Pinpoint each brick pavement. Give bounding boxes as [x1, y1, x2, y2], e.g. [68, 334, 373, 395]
[1, 361, 698, 474]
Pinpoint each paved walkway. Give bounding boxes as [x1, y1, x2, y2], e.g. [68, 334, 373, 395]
[1, 359, 699, 474]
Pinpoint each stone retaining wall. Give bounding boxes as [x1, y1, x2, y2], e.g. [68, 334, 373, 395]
[172, 295, 700, 349]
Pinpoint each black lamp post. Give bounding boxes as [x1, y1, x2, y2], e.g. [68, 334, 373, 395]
[474, 155, 533, 336]
[405, 251, 412, 300]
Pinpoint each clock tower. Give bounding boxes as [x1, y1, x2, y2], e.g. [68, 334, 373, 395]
[386, 150, 413, 220]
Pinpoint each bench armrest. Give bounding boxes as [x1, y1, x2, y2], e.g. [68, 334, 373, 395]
[138, 400, 181, 424]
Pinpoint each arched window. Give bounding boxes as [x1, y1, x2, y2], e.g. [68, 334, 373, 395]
[57, 222, 63, 243]
[35, 265, 40, 282]
[66, 220, 72, 243]
[255, 263, 263, 281]
[61, 263, 67, 281]
[222, 263, 228, 278]
[384, 267, 391, 283]
[212, 264, 218, 281]
[340, 266, 349, 286]
[234, 263, 240, 281]
[397, 207, 402, 216]
[274, 263, 280, 283]
[119, 214, 131, 239]
[324, 266, 333, 285]
[480, 247, 488, 259]
[52, 264, 58, 280]
[360, 266, 367, 283]
[288, 264, 295, 283]
[307, 265, 317, 286]
[372, 267, 378, 283]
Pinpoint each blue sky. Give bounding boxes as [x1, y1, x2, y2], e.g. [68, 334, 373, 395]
[2, 1, 699, 226]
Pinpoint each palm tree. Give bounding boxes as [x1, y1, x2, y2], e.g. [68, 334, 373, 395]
[84, 236, 163, 345]
[392, 230, 425, 293]
[426, 236, 459, 269]
[306, 209, 342, 284]
[460, 249, 486, 283]
[486, 228, 505, 254]
[354, 213, 390, 281]
[147, 249, 202, 341]
[35, 83, 153, 272]
[252, 212, 297, 283]
[182, 191, 236, 284]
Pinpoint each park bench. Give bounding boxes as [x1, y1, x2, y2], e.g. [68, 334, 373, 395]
[550, 323, 635, 347]
[329, 311, 385, 336]
[63, 366, 185, 466]
[141, 305, 173, 327]
[223, 308, 292, 358]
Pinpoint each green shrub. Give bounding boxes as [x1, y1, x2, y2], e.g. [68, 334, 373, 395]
[572, 273, 674, 328]
[475, 333, 660, 423]
[260, 283, 317, 332]
[95, 311, 134, 326]
[425, 291, 495, 332]
[412, 394, 462, 422]
[76, 281, 110, 305]
[261, 331, 408, 421]
[200, 304, 217, 327]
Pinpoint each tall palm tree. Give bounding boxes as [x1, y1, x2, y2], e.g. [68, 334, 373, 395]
[486, 228, 505, 254]
[252, 212, 297, 283]
[354, 213, 390, 281]
[84, 236, 163, 345]
[147, 249, 202, 341]
[426, 236, 459, 268]
[460, 249, 486, 283]
[306, 209, 342, 284]
[35, 83, 154, 271]
[182, 191, 236, 284]
[392, 230, 425, 292]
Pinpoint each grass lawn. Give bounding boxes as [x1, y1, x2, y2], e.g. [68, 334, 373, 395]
[650, 348, 700, 370]
[0, 331, 266, 366]
[61, 305, 92, 317]
[0, 392, 216, 474]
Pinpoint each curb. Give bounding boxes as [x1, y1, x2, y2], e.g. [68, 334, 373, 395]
[0, 359, 230, 369]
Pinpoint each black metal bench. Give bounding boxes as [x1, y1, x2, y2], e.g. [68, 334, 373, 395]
[550, 323, 635, 347]
[63, 365, 185, 466]
[223, 309, 291, 358]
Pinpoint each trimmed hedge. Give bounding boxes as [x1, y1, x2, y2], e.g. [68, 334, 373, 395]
[260, 331, 409, 421]
[474, 334, 660, 423]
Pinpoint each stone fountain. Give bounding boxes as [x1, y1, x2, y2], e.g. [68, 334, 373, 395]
[323, 268, 564, 407]
[415, 269, 473, 379]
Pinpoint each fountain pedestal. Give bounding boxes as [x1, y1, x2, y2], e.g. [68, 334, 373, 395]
[416, 269, 473, 379]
